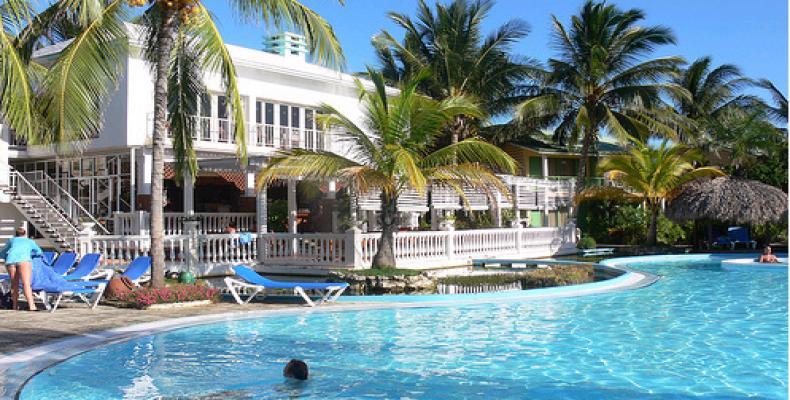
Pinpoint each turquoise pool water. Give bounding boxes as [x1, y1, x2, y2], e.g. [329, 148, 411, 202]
[20, 256, 788, 399]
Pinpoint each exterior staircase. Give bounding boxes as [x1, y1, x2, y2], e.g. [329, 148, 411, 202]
[2, 168, 108, 251]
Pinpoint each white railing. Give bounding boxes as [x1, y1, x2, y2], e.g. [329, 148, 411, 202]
[261, 233, 348, 267]
[198, 233, 257, 265]
[147, 114, 328, 152]
[112, 212, 255, 235]
[82, 225, 576, 273]
[82, 233, 256, 269]
[354, 226, 575, 269]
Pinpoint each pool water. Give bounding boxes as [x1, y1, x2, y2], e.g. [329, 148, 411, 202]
[20, 257, 788, 399]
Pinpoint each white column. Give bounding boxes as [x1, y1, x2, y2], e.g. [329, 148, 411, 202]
[327, 180, 338, 232]
[183, 170, 194, 214]
[512, 184, 522, 228]
[541, 155, 549, 178]
[130, 148, 136, 211]
[287, 179, 297, 233]
[0, 127, 9, 201]
[256, 186, 268, 263]
[139, 148, 153, 195]
[244, 172, 256, 197]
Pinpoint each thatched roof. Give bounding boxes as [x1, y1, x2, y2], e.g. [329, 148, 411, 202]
[667, 177, 788, 225]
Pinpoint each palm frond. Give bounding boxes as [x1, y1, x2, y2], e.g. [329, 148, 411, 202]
[36, 0, 127, 146]
[227, 0, 344, 68]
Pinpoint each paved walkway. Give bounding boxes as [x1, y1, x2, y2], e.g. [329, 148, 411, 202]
[0, 301, 304, 355]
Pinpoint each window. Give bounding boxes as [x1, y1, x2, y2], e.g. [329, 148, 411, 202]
[255, 101, 262, 124]
[200, 94, 211, 117]
[291, 107, 300, 128]
[279, 104, 289, 126]
[265, 103, 274, 125]
[217, 96, 227, 119]
[305, 109, 315, 130]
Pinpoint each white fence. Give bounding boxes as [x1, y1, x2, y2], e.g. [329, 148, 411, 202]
[81, 225, 576, 275]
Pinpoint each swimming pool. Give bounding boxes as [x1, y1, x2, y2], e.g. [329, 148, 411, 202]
[18, 255, 788, 399]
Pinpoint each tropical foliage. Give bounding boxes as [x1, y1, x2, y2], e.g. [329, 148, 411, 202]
[515, 0, 685, 191]
[257, 69, 516, 267]
[579, 138, 724, 245]
[372, 0, 537, 146]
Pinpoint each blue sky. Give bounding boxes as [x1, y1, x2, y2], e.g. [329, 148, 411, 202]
[204, 0, 788, 96]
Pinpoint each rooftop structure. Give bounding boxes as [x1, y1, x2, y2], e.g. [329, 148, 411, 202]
[263, 31, 309, 61]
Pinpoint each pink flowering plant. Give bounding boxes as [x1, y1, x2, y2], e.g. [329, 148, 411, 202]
[116, 284, 220, 309]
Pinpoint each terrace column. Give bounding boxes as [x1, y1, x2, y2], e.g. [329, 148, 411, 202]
[139, 148, 153, 196]
[541, 155, 549, 178]
[512, 184, 522, 228]
[327, 180, 339, 233]
[183, 170, 194, 214]
[287, 179, 297, 233]
[256, 187, 268, 262]
[244, 172, 256, 197]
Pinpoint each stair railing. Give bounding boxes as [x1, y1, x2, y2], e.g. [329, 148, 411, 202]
[10, 168, 109, 235]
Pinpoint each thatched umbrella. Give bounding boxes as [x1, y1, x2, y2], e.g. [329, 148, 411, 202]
[667, 177, 788, 225]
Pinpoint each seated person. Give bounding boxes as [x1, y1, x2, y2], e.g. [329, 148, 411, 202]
[224, 221, 238, 234]
[759, 246, 779, 263]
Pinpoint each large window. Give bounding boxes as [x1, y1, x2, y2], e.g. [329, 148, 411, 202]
[279, 104, 289, 126]
[290, 106, 300, 128]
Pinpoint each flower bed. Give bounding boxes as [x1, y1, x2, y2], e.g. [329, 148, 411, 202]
[115, 284, 220, 309]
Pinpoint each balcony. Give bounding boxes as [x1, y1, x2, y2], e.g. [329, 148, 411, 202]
[147, 115, 329, 153]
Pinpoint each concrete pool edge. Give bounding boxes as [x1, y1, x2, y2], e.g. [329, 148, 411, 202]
[1, 262, 655, 398]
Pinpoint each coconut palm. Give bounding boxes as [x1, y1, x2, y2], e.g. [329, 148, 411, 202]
[372, 0, 537, 146]
[0, 0, 128, 146]
[667, 56, 751, 145]
[753, 79, 788, 123]
[1, 0, 344, 287]
[515, 0, 685, 193]
[257, 69, 517, 268]
[580, 137, 724, 245]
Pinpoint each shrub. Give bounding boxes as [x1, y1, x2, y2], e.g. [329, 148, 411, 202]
[116, 284, 220, 309]
[611, 205, 687, 245]
[351, 268, 422, 277]
[577, 236, 597, 249]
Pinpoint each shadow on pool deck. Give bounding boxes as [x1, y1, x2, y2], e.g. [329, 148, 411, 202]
[0, 300, 306, 355]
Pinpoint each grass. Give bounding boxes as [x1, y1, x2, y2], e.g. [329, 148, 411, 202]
[347, 268, 423, 277]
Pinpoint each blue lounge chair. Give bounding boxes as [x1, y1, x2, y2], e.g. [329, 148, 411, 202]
[91, 256, 151, 286]
[63, 254, 111, 281]
[28, 259, 107, 312]
[225, 265, 348, 307]
[51, 252, 78, 275]
[714, 227, 757, 250]
[42, 251, 57, 266]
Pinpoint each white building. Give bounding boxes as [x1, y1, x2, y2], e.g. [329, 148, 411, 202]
[0, 27, 577, 274]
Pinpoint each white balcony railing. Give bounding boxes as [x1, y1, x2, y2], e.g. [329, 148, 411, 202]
[147, 115, 329, 152]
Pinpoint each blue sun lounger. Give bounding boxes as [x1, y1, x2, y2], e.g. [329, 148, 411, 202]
[42, 251, 57, 266]
[63, 253, 110, 281]
[89, 256, 151, 286]
[51, 252, 78, 275]
[24, 258, 108, 312]
[224, 265, 349, 307]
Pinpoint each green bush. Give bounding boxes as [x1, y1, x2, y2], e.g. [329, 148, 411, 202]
[577, 236, 597, 249]
[611, 205, 686, 245]
[656, 214, 686, 245]
[350, 268, 422, 277]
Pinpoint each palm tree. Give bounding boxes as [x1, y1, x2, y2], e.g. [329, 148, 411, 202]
[257, 69, 517, 268]
[1, 0, 344, 288]
[753, 79, 788, 123]
[667, 56, 750, 145]
[515, 0, 684, 193]
[372, 0, 537, 146]
[580, 137, 724, 245]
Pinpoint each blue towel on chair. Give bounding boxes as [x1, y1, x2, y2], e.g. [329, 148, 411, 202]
[31, 258, 71, 292]
[239, 232, 253, 245]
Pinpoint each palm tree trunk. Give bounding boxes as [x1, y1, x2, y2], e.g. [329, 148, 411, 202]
[371, 194, 398, 269]
[646, 204, 659, 246]
[575, 128, 592, 196]
[150, 9, 177, 289]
